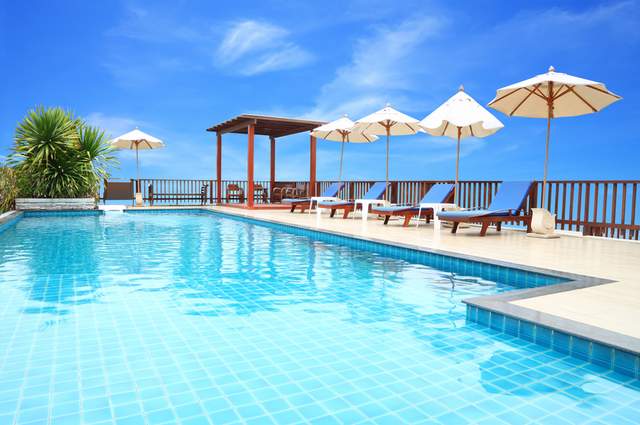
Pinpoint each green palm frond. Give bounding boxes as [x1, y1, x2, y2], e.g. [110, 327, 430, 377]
[9, 106, 119, 199]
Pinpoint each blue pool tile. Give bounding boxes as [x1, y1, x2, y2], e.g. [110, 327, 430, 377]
[535, 326, 553, 348]
[570, 337, 591, 360]
[465, 306, 473, 321]
[490, 312, 505, 331]
[435, 411, 467, 425]
[271, 409, 304, 424]
[614, 349, 638, 377]
[16, 407, 48, 424]
[504, 317, 519, 336]
[117, 415, 147, 425]
[591, 343, 614, 368]
[146, 408, 175, 424]
[333, 409, 367, 423]
[51, 413, 83, 425]
[477, 309, 490, 326]
[519, 321, 535, 342]
[114, 403, 141, 419]
[83, 407, 112, 423]
[552, 331, 571, 354]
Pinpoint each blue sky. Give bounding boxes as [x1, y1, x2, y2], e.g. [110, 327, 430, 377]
[1, 0, 639, 182]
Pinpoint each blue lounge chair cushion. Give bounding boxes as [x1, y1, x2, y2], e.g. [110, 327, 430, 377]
[437, 181, 533, 220]
[437, 209, 514, 219]
[282, 198, 310, 203]
[319, 182, 345, 198]
[318, 200, 353, 207]
[485, 181, 533, 212]
[362, 182, 388, 200]
[420, 184, 455, 204]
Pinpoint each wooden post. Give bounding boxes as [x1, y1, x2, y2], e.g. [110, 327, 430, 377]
[309, 134, 317, 196]
[247, 124, 255, 208]
[216, 132, 222, 203]
[270, 136, 276, 199]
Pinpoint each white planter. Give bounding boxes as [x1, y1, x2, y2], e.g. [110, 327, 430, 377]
[528, 207, 560, 238]
[15, 198, 97, 211]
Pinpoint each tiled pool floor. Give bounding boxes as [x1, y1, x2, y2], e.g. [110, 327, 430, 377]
[0, 212, 638, 424]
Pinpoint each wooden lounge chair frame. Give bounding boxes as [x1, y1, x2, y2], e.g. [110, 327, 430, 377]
[379, 208, 433, 227]
[289, 200, 313, 213]
[325, 202, 359, 219]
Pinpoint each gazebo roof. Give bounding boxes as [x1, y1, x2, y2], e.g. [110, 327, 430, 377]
[206, 114, 326, 138]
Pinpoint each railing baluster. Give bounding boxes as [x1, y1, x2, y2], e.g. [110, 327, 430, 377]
[611, 184, 617, 239]
[602, 183, 608, 234]
[632, 183, 638, 240]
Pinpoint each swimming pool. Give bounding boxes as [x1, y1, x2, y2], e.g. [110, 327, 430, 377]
[0, 211, 638, 424]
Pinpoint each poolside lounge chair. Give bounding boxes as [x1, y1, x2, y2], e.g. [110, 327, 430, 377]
[370, 184, 455, 227]
[318, 182, 388, 219]
[437, 181, 534, 236]
[283, 182, 344, 213]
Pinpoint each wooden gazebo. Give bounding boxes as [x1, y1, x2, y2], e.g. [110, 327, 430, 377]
[207, 114, 325, 208]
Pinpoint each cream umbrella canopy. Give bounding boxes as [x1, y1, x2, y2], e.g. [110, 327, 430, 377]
[488, 66, 621, 207]
[311, 115, 378, 182]
[109, 129, 165, 182]
[420, 85, 504, 204]
[353, 105, 421, 197]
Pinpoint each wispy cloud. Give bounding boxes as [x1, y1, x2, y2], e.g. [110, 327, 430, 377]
[215, 20, 313, 75]
[106, 6, 205, 44]
[85, 113, 143, 138]
[305, 16, 447, 119]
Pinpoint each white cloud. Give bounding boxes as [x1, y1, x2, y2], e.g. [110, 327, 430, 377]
[305, 16, 446, 119]
[85, 113, 143, 138]
[217, 21, 288, 64]
[216, 20, 314, 75]
[242, 44, 313, 76]
[106, 6, 204, 44]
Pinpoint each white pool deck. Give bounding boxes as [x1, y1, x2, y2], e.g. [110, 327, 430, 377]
[197, 206, 640, 342]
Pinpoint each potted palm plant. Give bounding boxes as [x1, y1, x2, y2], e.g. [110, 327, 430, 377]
[10, 106, 117, 210]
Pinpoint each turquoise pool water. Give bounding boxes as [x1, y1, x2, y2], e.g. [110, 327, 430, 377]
[0, 211, 637, 425]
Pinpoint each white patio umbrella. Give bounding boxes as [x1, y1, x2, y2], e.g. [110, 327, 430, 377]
[109, 129, 165, 182]
[488, 66, 621, 207]
[420, 85, 504, 204]
[353, 104, 421, 198]
[311, 115, 378, 182]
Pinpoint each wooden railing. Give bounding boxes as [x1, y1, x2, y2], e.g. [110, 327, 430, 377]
[110, 179, 639, 240]
[536, 180, 640, 239]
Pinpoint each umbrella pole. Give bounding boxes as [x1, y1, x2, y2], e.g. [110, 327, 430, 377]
[136, 143, 140, 189]
[541, 83, 553, 209]
[455, 128, 461, 205]
[338, 134, 345, 182]
[542, 114, 551, 208]
[386, 127, 390, 201]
